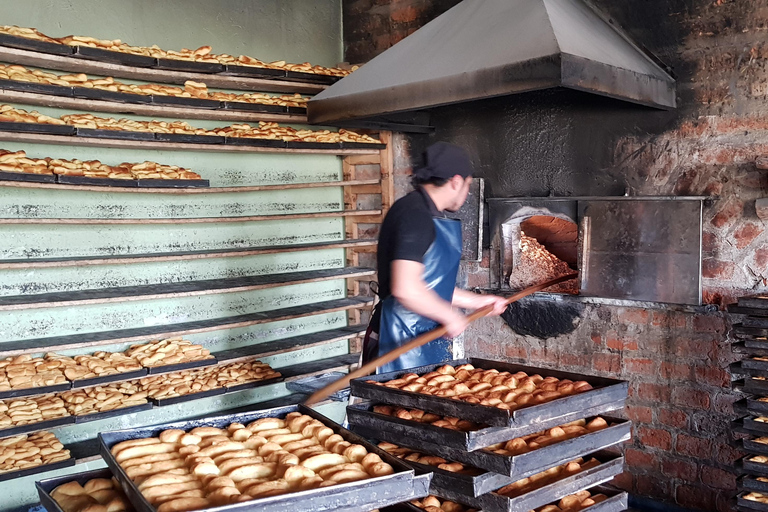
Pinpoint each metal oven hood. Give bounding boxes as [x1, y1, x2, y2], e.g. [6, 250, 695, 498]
[309, 0, 676, 125]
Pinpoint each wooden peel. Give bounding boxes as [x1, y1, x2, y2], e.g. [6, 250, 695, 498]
[303, 273, 578, 405]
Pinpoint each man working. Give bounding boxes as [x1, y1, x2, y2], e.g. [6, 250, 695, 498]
[363, 142, 508, 373]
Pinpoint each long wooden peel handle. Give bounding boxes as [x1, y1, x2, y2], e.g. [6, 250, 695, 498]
[303, 273, 577, 405]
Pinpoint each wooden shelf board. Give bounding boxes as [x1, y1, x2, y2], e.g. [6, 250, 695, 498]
[0, 266, 375, 311]
[0, 89, 308, 123]
[0, 296, 374, 357]
[0, 239, 378, 269]
[0, 178, 379, 195]
[280, 353, 358, 381]
[0, 45, 326, 94]
[0, 209, 382, 225]
[0, 131, 381, 155]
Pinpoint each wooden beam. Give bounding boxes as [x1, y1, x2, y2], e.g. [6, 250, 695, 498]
[344, 154, 381, 166]
[379, 131, 396, 219]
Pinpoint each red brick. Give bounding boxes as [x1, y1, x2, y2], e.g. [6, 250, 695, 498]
[711, 393, 736, 415]
[636, 474, 672, 500]
[676, 433, 712, 459]
[661, 458, 698, 480]
[617, 308, 650, 324]
[710, 197, 743, 228]
[606, 334, 622, 350]
[702, 231, 718, 254]
[503, 344, 527, 360]
[693, 314, 726, 333]
[672, 387, 711, 409]
[658, 408, 688, 429]
[390, 5, 423, 23]
[702, 258, 735, 279]
[611, 471, 634, 492]
[626, 405, 653, 424]
[701, 465, 736, 490]
[756, 247, 768, 270]
[559, 353, 587, 368]
[637, 382, 672, 402]
[651, 310, 689, 329]
[713, 442, 745, 466]
[623, 357, 655, 375]
[473, 337, 501, 357]
[734, 222, 765, 249]
[677, 484, 716, 510]
[625, 447, 657, 469]
[593, 353, 621, 374]
[661, 362, 692, 380]
[591, 332, 603, 345]
[695, 365, 729, 387]
[637, 426, 672, 450]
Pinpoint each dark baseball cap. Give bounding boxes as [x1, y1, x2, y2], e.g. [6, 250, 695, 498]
[412, 142, 473, 181]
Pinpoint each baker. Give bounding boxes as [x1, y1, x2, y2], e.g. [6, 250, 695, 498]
[363, 142, 507, 373]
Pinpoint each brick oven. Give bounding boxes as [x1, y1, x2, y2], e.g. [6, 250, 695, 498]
[338, 0, 768, 510]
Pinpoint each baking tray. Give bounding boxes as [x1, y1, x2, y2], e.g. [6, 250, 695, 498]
[0, 456, 75, 483]
[74, 402, 153, 424]
[730, 306, 768, 318]
[742, 475, 768, 494]
[73, 46, 157, 68]
[0, 33, 73, 55]
[137, 179, 210, 188]
[36, 468, 117, 512]
[735, 325, 768, 338]
[350, 359, 628, 428]
[0, 79, 73, 97]
[0, 382, 71, 400]
[153, 133, 225, 144]
[150, 95, 223, 110]
[745, 378, 768, 395]
[286, 141, 343, 150]
[222, 64, 286, 79]
[745, 318, 768, 329]
[224, 136, 286, 148]
[0, 122, 75, 136]
[149, 386, 226, 407]
[347, 399, 627, 452]
[742, 417, 768, 435]
[98, 403, 432, 512]
[75, 128, 155, 141]
[71, 368, 148, 389]
[341, 141, 388, 150]
[284, 70, 339, 85]
[154, 58, 224, 74]
[224, 376, 283, 393]
[738, 491, 768, 511]
[747, 339, 768, 351]
[72, 86, 153, 104]
[145, 357, 217, 375]
[0, 170, 56, 183]
[743, 359, 768, 372]
[741, 298, 768, 310]
[222, 101, 287, 113]
[744, 456, 768, 478]
[56, 174, 139, 188]
[745, 438, 768, 456]
[0, 415, 74, 439]
[747, 398, 768, 416]
[351, 416, 631, 479]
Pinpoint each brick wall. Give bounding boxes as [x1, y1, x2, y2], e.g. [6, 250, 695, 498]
[343, 0, 768, 510]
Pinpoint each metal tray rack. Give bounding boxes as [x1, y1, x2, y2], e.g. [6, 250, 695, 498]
[738, 491, 768, 512]
[98, 403, 432, 512]
[347, 399, 626, 452]
[36, 468, 118, 512]
[350, 359, 628, 429]
[741, 475, 768, 495]
[351, 417, 630, 479]
[742, 455, 768, 478]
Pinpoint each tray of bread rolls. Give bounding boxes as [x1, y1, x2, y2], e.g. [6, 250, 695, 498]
[739, 490, 768, 511]
[221, 64, 287, 79]
[97, 403, 432, 512]
[742, 454, 768, 477]
[72, 86, 154, 104]
[347, 398, 625, 452]
[36, 467, 134, 512]
[741, 475, 768, 495]
[350, 360, 628, 429]
[0, 78, 75, 97]
[0, 431, 74, 482]
[0, 122, 76, 136]
[388, 493, 480, 512]
[744, 436, 768, 456]
[0, 170, 56, 183]
[0, 32, 74, 55]
[743, 378, 768, 396]
[514, 487, 627, 512]
[73, 45, 157, 68]
[350, 416, 630, 479]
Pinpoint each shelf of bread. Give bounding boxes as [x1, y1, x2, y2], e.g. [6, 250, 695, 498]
[0, 430, 74, 481]
[38, 468, 132, 512]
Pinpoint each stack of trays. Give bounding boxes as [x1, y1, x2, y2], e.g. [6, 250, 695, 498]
[347, 358, 631, 512]
[728, 297, 768, 510]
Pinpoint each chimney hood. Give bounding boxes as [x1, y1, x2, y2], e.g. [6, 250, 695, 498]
[308, 0, 676, 126]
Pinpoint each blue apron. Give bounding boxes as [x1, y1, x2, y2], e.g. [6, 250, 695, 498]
[374, 216, 463, 374]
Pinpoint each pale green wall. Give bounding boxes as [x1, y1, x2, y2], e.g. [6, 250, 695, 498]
[0, 2, 349, 510]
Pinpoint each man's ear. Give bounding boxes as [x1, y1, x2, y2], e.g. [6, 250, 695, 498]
[450, 174, 464, 189]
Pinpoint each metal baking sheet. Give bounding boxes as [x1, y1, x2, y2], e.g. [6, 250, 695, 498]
[145, 357, 217, 375]
[475, 455, 623, 512]
[0, 122, 75, 136]
[0, 170, 56, 183]
[747, 398, 768, 416]
[73, 46, 157, 68]
[284, 70, 339, 85]
[0, 79, 73, 97]
[730, 306, 768, 318]
[222, 101, 287, 113]
[224, 376, 283, 393]
[0, 382, 72, 400]
[741, 298, 768, 310]
[150, 386, 226, 407]
[743, 418, 768, 435]
[154, 133, 225, 144]
[745, 378, 768, 395]
[0, 415, 74, 439]
[36, 468, 116, 512]
[56, 174, 139, 188]
[739, 491, 768, 511]
[72, 86, 153, 104]
[75, 402, 153, 424]
[287, 106, 308, 115]
[150, 95, 223, 110]
[735, 325, 768, 338]
[222, 64, 286, 79]
[747, 339, 768, 351]
[745, 439, 768, 456]
[137, 179, 210, 188]
[98, 403, 431, 512]
[351, 417, 630, 478]
[350, 359, 628, 428]
[0, 33, 73, 56]
[155, 58, 224, 74]
[340, 141, 388, 150]
[347, 399, 626, 452]
[744, 359, 768, 372]
[286, 141, 342, 150]
[75, 128, 155, 141]
[742, 476, 768, 494]
[744, 455, 768, 478]
[0, 457, 75, 483]
[224, 136, 286, 148]
[71, 368, 148, 389]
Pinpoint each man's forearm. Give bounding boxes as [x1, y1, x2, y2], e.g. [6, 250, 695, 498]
[396, 285, 460, 326]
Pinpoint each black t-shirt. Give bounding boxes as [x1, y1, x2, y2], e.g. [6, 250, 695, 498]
[376, 188, 440, 299]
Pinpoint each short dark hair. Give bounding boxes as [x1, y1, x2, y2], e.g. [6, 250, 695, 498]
[411, 175, 449, 188]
